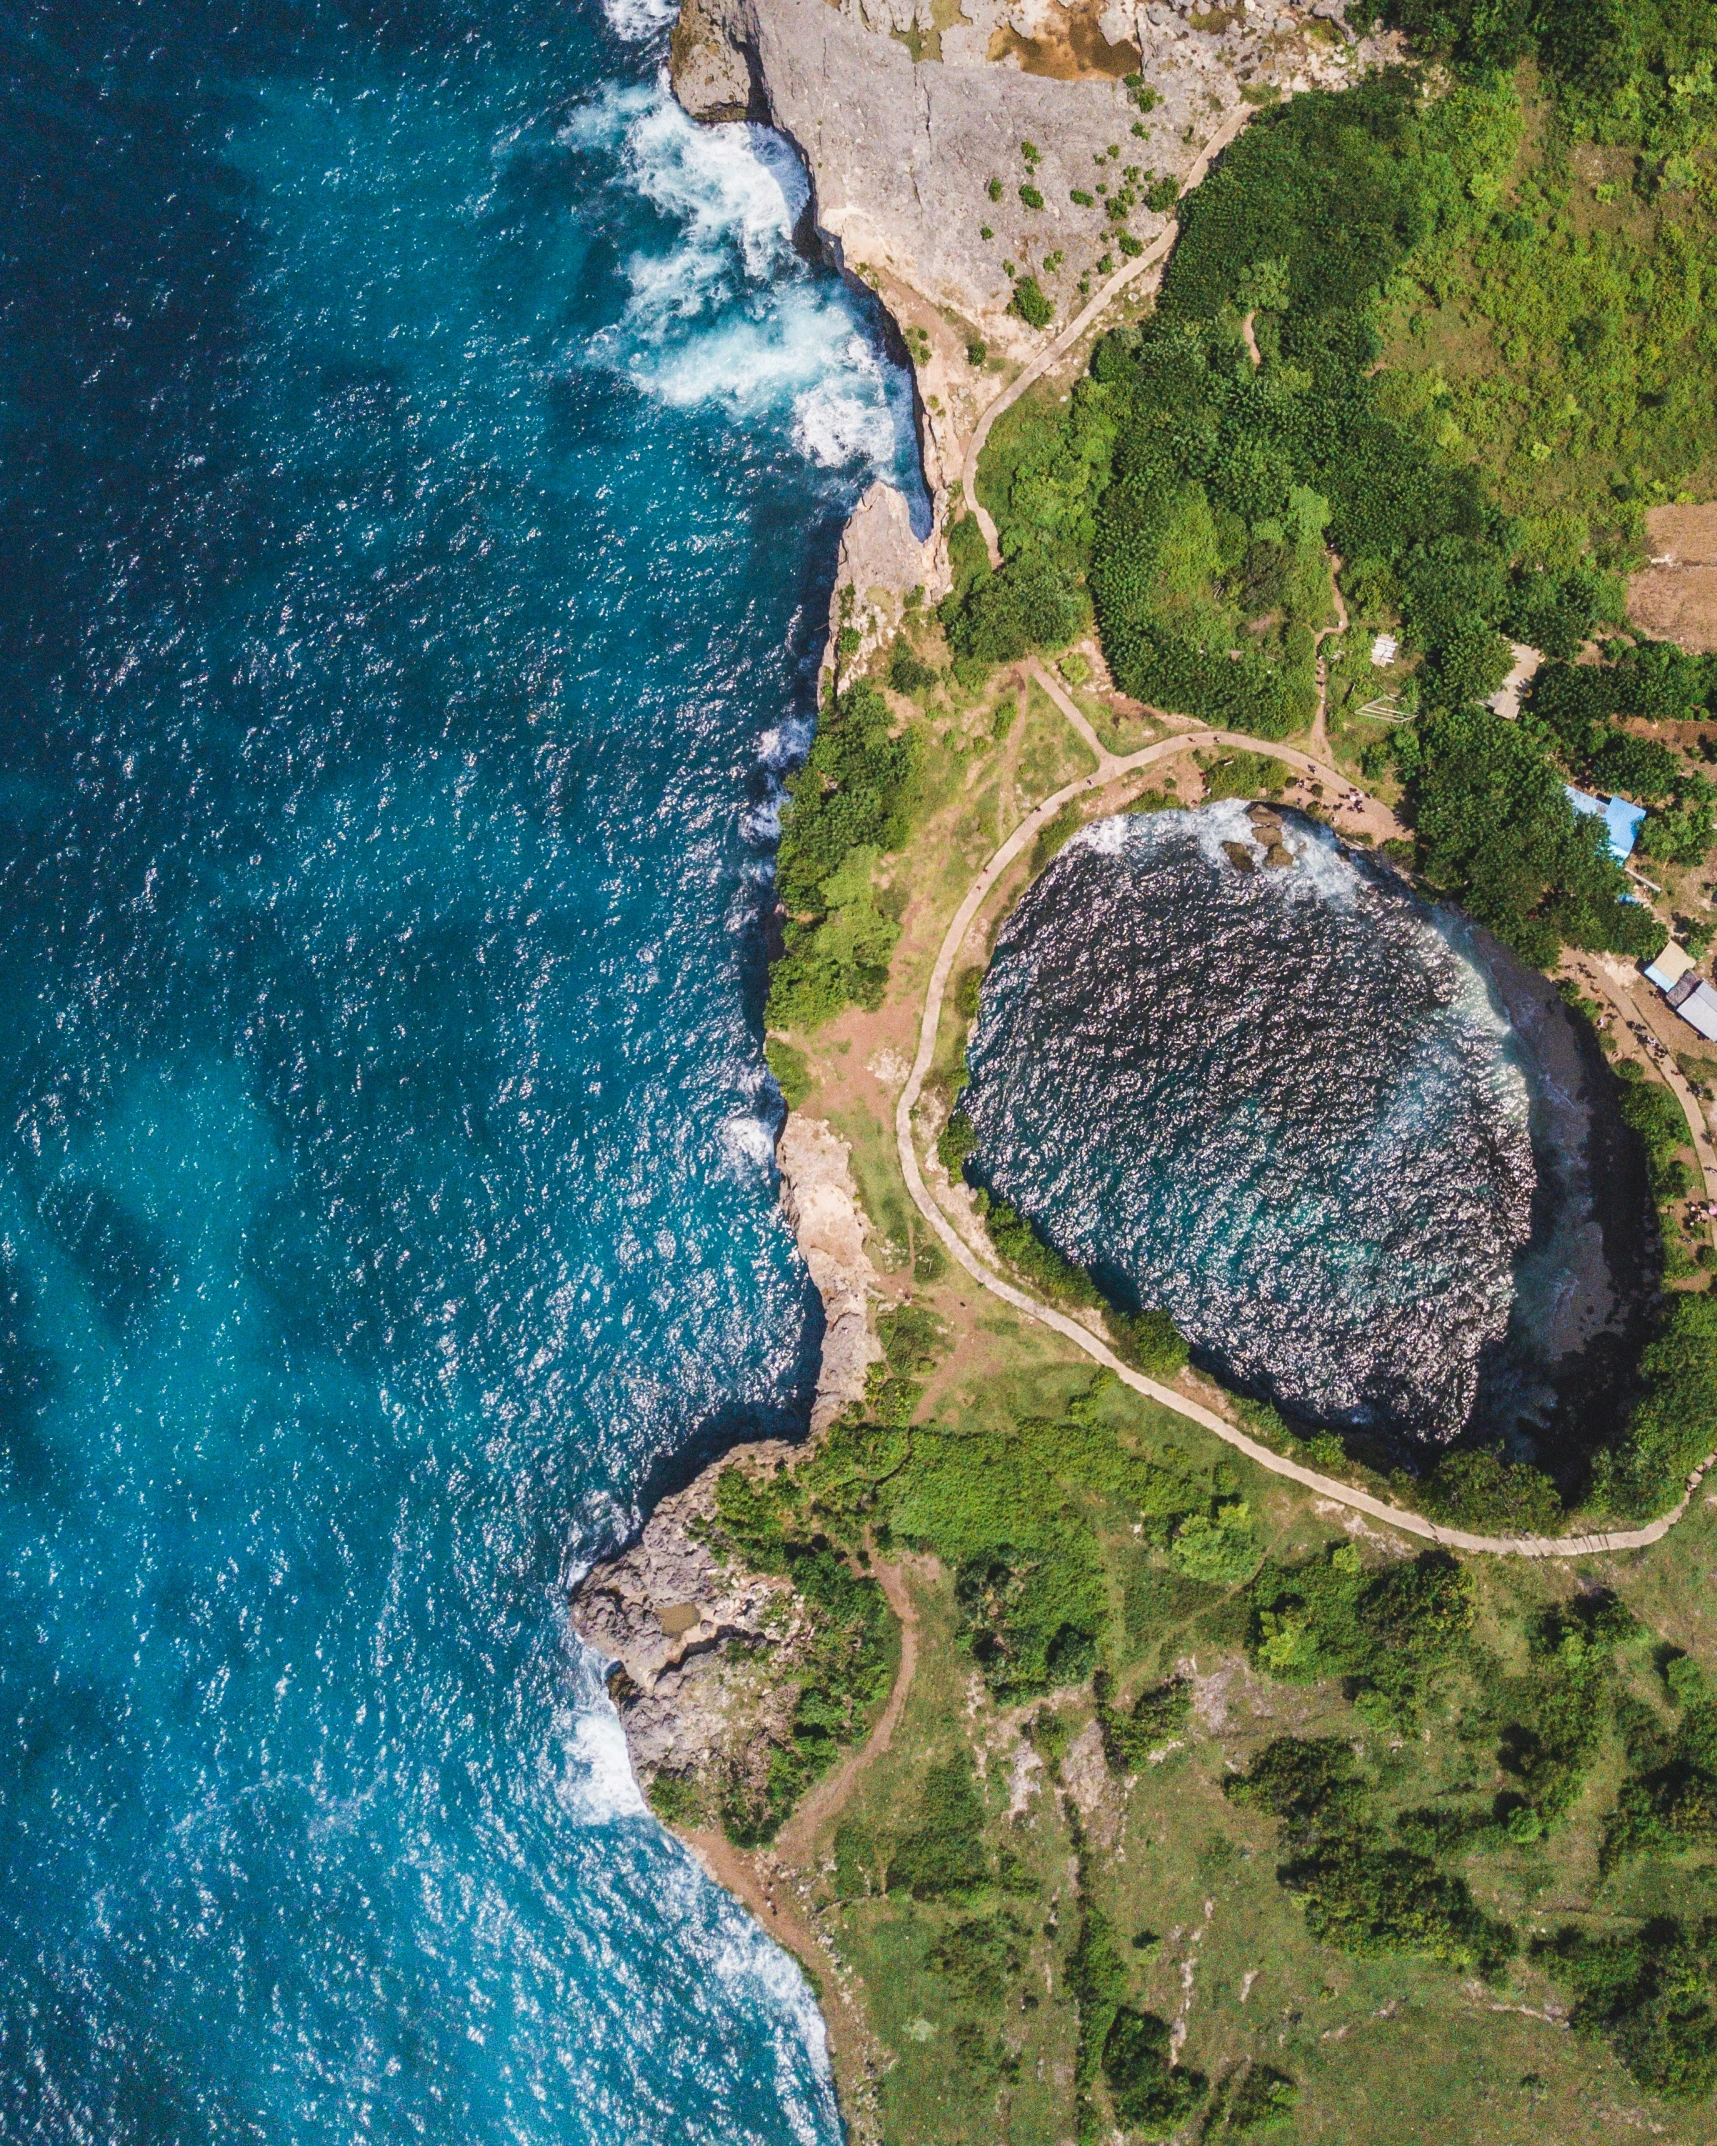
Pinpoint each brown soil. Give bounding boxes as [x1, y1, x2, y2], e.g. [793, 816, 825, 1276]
[670, 1554, 926, 2146]
[987, 0, 1140, 80]
[1628, 504, 1717, 654]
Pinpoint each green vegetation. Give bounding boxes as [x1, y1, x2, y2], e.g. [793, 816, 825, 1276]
[978, 47, 1717, 962]
[1591, 1292, 1717, 1516]
[1096, 1667, 1193, 1770]
[767, 679, 923, 1030]
[1009, 274, 1053, 329]
[1226, 1736, 1517, 1972]
[697, 1462, 896, 1841]
[1616, 1058, 1697, 1198]
[764, 1036, 812, 1109]
[1104, 1304, 1191, 1380]
[1247, 1543, 1474, 1728]
[1537, 1920, 1717, 2101]
[1409, 703, 1662, 965]
[1418, 1444, 1563, 1532]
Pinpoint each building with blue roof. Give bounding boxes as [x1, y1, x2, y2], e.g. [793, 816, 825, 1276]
[1566, 785, 1648, 864]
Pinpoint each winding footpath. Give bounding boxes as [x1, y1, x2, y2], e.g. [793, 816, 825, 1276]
[892, 730, 1715, 1561]
[929, 94, 1715, 1560]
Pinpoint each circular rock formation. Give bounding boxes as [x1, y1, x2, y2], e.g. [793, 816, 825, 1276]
[962, 801, 1653, 1451]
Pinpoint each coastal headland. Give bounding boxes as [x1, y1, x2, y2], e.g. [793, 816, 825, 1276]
[571, 5, 1717, 2138]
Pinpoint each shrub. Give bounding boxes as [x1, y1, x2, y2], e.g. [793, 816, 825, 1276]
[945, 552, 1084, 663]
[1536, 1921, 1717, 2101]
[1009, 275, 1053, 329]
[1097, 1668, 1192, 1773]
[1227, 1737, 1516, 1974]
[1103, 2007, 1205, 2135]
[953, 963, 985, 1019]
[1105, 1305, 1190, 1379]
[1248, 1545, 1473, 1727]
[927, 1913, 1028, 2004]
[889, 1749, 991, 1898]
[1590, 1293, 1717, 1519]
[887, 639, 938, 695]
[765, 1037, 813, 1110]
[937, 1105, 979, 1174]
[1032, 799, 1083, 873]
[1419, 1446, 1563, 1534]
[1019, 183, 1044, 210]
[976, 1187, 1103, 1308]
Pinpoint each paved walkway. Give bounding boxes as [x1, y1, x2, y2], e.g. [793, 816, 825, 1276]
[893, 734, 1715, 1560]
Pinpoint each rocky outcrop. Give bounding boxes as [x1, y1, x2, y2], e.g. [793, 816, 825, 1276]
[671, 0, 1403, 342]
[569, 1443, 812, 1789]
[822, 478, 947, 684]
[776, 1113, 884, 1430]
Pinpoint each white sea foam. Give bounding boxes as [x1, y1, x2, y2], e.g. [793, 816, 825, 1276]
[552, 1673, 649, 1824]
[1074, 812, 1136, 857]
[600, 0, 679, 43]
[567, 85, 917, 492]
[718, 1111, 777, 1175]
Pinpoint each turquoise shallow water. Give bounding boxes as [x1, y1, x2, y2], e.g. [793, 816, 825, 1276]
[0, 2, 920, 2136]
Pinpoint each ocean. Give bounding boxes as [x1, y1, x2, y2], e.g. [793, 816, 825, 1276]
[0, 1, 922, 2137]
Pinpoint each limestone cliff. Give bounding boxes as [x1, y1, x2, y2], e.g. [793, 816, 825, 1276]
[671, 0, 1401, 344]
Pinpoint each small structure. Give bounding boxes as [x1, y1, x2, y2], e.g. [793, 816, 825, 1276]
[1487, 641, 1543, 721]
[1680, 980, 1717, 1044]
[1641, 940, 1717, 1043]
[1369, 632, 1398, 667]
[1566, 785, 1648, 864]
[1646, 942, 1695, 994]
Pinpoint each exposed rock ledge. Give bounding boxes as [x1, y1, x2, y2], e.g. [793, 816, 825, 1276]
[570, 1115, 882, 1791]
[671, 0, 1401, 344]
[820, 477, 945, 687]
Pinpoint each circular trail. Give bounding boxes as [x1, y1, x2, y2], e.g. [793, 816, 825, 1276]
[893, 733, 1714, 1560]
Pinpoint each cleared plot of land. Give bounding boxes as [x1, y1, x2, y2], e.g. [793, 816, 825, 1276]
[1629, 505, 1717, 656]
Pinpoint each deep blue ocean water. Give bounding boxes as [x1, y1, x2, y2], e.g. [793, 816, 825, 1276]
[0, 3, 922, 2136]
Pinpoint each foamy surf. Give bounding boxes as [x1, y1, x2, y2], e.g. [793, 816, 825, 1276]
[565, 84, 920, 498]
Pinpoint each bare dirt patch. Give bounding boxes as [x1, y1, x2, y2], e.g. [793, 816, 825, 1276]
[1627, 503, 1717, 653]
[988, 0, 1140, 80]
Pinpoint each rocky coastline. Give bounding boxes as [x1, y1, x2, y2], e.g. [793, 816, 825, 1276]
[569, 1114, 883, 1803]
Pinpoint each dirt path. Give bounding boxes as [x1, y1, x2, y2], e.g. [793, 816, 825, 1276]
[961, 103, 1255, 570]
[776, 1553, 919, 1865]
[893, 735, 1717, 1561]
[676, 1826, 885, 2142]
[673, 1554, 923, 2146]
[1308, 549, 1348, 762]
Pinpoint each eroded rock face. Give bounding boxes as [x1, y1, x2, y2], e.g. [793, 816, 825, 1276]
[569, 1444, 813, 1786]
[823, 478, 945, 683]
[777, 1113, 884, 1431]
[670, 0, 1403, 336]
